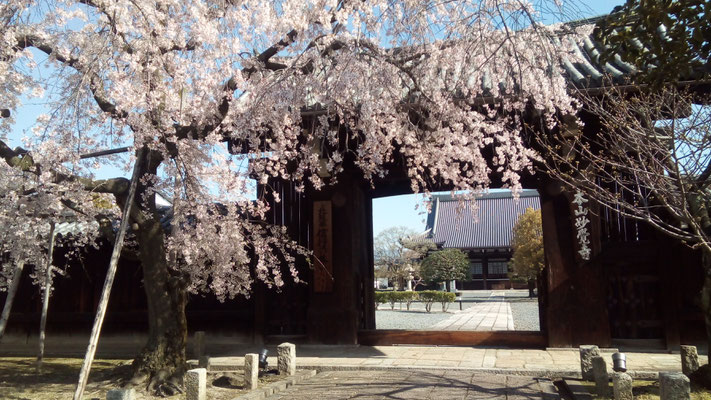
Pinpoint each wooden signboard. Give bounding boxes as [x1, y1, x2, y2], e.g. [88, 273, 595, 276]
[313, 201, 333, 292]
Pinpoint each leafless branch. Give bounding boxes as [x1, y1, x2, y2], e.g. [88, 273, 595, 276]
[538, 85, 711, 254]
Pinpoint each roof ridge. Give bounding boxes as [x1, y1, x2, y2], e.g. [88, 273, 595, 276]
[432, 190, 539, 202]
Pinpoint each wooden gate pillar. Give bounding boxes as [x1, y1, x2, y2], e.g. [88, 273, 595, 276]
[306, 174, 374, 343]
[539, 181, 611, 347]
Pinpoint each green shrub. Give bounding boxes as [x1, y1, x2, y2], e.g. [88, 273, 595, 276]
[417, 291, 437, 312]
[417, 290, 455, 312]
[375, 291, 420, 310]
[508, 274, 528, 284]
[390, 291, 419, 310]
[403, 291, 419, 310]
[437, 291, 456, 312]
[374, 291, 390, 310]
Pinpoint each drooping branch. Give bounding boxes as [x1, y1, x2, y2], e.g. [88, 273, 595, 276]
[13, 34, 127, 119]
[172, 10, 354, 144]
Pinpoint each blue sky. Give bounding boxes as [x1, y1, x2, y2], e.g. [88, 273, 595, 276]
[5, 0, 625, 236]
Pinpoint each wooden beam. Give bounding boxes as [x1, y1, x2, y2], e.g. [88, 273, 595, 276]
[37, 222, 57, 371]
[73, 148, 145, 400]
[358, 330, 546, 348]
[79, 146, 130, 159]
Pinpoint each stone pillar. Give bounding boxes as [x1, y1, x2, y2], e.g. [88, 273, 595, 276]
[244, 353, 259, 390]
[592, 356, 609, 397]
[580, 345, 601, 381]
[306, 178, 371, 343]
[681, 345, 700, 377]
[539, 186, 611, 348]
[185, 368, 207, 400]
[194, 331, 205, 360]
[659, 372, 690, 400]
[278, 342, 296, 376]
[106, 388, 135, 400]
[198, 356, 211, 370]
[612, 372, 633, 400]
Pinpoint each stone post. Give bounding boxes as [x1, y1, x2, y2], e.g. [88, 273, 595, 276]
[278, 342, 296, 376]
[194, 331, 205, 360]
[106, 388, 135, 400]
[659, 372, 690, 400]
[681, 345, 700, 377]
[592, 356, 609, 397]
[612, 372, 633, 400]
[579, 345, 601, 381]
[185, 368, 207, 400]
[198, 355, 211, 370]
[245, 353, 259, 390]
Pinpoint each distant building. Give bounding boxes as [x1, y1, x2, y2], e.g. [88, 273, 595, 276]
[425, 190, 540, 290]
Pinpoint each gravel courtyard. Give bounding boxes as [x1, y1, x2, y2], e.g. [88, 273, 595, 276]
[375, 290, 540, 331]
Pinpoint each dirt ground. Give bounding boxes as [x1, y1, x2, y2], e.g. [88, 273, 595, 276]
[578, 379, 711, 400]
[0, 357, 280, 399]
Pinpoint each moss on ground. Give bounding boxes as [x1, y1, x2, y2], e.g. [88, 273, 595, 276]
[0, 357, 283, 399]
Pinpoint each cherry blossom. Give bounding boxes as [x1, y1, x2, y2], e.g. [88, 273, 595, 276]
[0, 0, 590, 390]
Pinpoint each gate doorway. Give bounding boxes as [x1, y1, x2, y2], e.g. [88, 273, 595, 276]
[366, 190, 546, 347]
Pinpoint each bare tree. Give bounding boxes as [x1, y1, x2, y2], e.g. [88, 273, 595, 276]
[374, 227, 433, 290]
[539, 85, 711, 350]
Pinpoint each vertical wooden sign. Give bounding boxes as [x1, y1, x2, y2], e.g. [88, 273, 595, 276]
[313, 201, 333, 292]
[571, 190, 592, 262]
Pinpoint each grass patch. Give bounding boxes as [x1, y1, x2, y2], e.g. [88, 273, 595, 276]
[0, 357, 288, 399]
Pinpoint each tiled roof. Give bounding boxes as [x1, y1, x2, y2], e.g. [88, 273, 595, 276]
[557, 16, 639, 88]
[426, 190, 540, 249]
[401, 229, 434, 246]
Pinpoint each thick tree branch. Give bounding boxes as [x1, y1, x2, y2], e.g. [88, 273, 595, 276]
[697, 159, 711, 187]
[13, 34, 127, 119]
[0, 138, 130, 196]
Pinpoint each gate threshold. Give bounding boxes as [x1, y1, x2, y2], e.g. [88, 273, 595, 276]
[358, 330, 546, 348]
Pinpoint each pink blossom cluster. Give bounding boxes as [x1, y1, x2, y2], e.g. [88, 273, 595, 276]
[0, 160, 110, 291]
[1, 0, 590, 297]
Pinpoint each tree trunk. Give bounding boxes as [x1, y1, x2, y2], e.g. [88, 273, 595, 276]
[445, 280, 451, 292]
[130, 217, 188, 395]
[527, 278, 536, 298]
[0, 260, 24, 340]
[701, 248, 711, 366]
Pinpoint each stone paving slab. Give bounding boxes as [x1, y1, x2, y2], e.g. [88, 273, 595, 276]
[263, 370, 557, 399]
[429, 291, 515, 331]
[196, 345, 707, 380]
[430, 300, 514, 331]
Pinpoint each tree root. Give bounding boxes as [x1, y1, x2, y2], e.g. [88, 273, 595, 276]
[130, 345, 187, 397]
[126, 368, 185, 397]
[147, 371, 183, 397]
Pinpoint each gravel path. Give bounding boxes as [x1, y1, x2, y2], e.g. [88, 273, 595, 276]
[375, 305, 455, 330]
[510, 300, 540, 331]
[265, 370, 552, 400]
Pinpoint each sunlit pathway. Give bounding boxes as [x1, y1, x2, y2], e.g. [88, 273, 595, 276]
[429, 291, 514, 331]
[264, 370, 555, 400]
